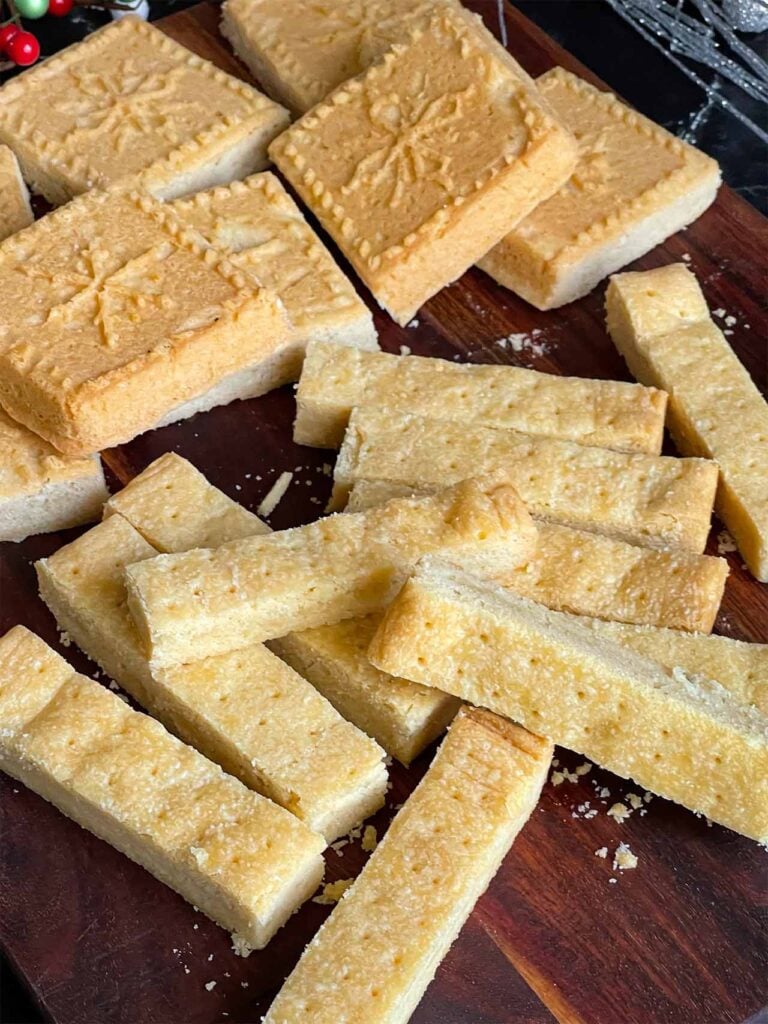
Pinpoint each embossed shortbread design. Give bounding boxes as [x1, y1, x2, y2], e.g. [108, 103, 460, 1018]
[270, 7, 577, 324]
[0, 17, 289, 205]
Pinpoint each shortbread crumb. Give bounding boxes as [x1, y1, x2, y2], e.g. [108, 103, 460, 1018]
[362, 825, 378, 853]
[595, 847, 608, 858]
[313, 878, 355, 905]
[257, 471, 293, 517]
[613, 842, 639, 871]
[607, 802, 631, 824]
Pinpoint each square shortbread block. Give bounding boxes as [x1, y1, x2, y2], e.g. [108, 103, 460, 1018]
[263, 708, 552, 1023]
[221, 0, 460, 115]
[109, 453, 462, 765]
[294, 341, 668, 452]
[269, 6, 578, 325]
[0, 145, 33, 242]
[0, 625, 325, 950]
[0, 407, 107, 543]
[0, 188, 290, 456]
[36, 514, 388, 842]
[332, 408, 718, 552]
[368, 561, 768, 844]
[171, 174, 378, 363]
[478, 69, 720, 309]
[0, 17, 289, 206]
[606, 263, 768, 582]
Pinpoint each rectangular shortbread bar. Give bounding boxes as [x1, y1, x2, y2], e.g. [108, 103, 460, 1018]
[0, 17, 289, 206]
[348, 480, 727, 633]
[263, 707, 553, 1023]
[124, 476, 537, 668]
[221, 0, 459, 115]
[110, 454, 462, 764]
[0, 407, 107, 543]
[294, 341, 667, 452]
[606, 263, 768, 581]
[170, 174, 377, 410]
[0, 625, 325, 949]
[0, 188, 290, 456]
[37, 513, 388, 842]
[368, 561, 768, 843]
[478, 69, 720, 309]
[0, 144, 33, 242]
[577, 617, 767, 715]
[333, 408, 717, 551]
[270, 6, 578, 325]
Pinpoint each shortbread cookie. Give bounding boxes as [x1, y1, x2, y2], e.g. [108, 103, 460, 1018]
[171, 175, 377, 367]
[368, 561, 768, 843]
[37, 514, 388, 842]
[348, 480, 727, 632]
[0, 17, 289, 206]
[478, 69, 721, 309]
[294, 341, 667, 452]
[269, 616, 461, 766]
[0, 145, 33, 242]
[333, 408, 717, 551]
[124, 477, 537, 668]
[577, 617, 768, 715]
[0, 408, 107, 543]
[263, 708, 552, 1023]
[270, 6, 578, 325]
[111, 454, 462, 764]
[606, 264, 768, 581]
[104, 452, 269, 552]
[0, 625, 325, 949]
[0, 188, 290, 456]
[221, 0, 458, 114]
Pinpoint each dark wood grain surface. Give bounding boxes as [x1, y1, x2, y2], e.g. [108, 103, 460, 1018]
[0, 4, 766, 1023]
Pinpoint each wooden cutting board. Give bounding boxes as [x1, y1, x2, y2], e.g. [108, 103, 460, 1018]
[0, 3, 766, 1022]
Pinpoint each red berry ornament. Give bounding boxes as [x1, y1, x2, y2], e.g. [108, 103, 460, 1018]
[0, 23, 20, 53]
[7, 30, 40, 66]
[14, 0, 48, 18]
[48, 0, 73, 15]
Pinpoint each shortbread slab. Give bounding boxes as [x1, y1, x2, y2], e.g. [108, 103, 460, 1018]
[0, 408, 107, 543]
[0, 17, 289, 206]
[606, 263, 768, 581]
[270, 6, 578, 325]
[348, 480, 727, 633]
[269, 616, 461, 766]
[577, 617, 768, 715]
[221, 0, 458, 115]
[294, 341, 667, 452]
[369, 562, 768, 843]
[0, 188, 290, 456]
[37, 513, 388, 842]
[104, 452, 269, 552]
[263, 708, 552, 1023]
[124, 477, 537, 668]
[171, 174, 378, 380]
[333, 408, 717, 551]
[0, 626, 325, 949]
[110, 454, 461, 765]
[0, 145, 33, 242]
[478, 69, 720, 309]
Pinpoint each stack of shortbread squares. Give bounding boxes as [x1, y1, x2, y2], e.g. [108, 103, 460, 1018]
[0, 3, 766, 1023]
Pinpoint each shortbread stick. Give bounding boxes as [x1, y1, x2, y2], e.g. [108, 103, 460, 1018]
[263, 707, 552, 1024]
[124, 477, 537, 668]
[576, 617, 768, 715]
[294, 341, 666, 452]
[0, 626, 325, 949]
[36, 514, 388, 842]
[348, 480, 727, 633]
[332, 408, 717, 551]
[368, 562, 768, 843]
[111, 455, 462, 764]
[606, 264, 768, 581]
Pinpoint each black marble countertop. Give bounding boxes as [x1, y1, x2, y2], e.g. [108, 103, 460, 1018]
[0, 3, 765, 1022]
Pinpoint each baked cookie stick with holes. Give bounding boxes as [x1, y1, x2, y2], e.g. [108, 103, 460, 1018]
[369, 560, 768, 843]
[0, 626, 325, 950]
[263, 708, 552, 1024]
